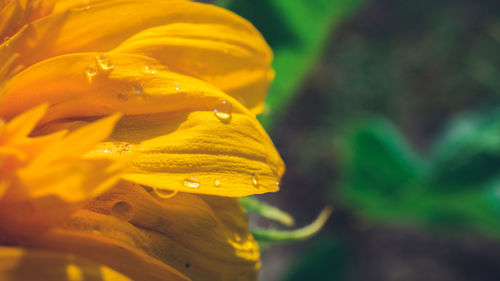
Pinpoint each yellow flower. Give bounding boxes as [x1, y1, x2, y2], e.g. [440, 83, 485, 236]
[0, 1, 284, 281]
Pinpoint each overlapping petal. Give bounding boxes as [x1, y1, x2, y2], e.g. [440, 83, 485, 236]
[27, 181, 258, 281]
[0, 105, 123, 237]
[0, 0, 272, 112]
[0, 53, 284, 196]
[0, 0, 54, 41]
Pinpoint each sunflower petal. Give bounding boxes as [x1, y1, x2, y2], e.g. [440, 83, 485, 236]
[0, 53, 284, 197]
[1, 103, 48, 141]
[0, 0, 55, 41]
[0, 105, 123, 236]
[28, 181, 257, 281]
[0, 0, 271, 112]
[112, 20, 273, 113]
[0, 246, 134, 281]
[110, 111, 282, 197]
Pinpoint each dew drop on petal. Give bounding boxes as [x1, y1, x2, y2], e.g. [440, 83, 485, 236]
[80, 0, 91, 10]
[173, 81, 180, 91]
[251, 172, 259, 188]
[144, 65, 156, 74]
[134, 82, 144, 95]
[85, 65, 97, 83]
[272, 168, 280, 188]
[96, 53, 114, 72]
[118, 144, 131, 154]
[111, 201, 133, 221]
[154, 188, 178, 199]
[214, 100, 232, 122]
[183, 176, 200, 189]
[214, 178, 221, 187]
[92, 225, 101, 235]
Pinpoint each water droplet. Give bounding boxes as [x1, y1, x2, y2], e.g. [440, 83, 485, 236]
[92, 225, 101, 235]
[111, 201, 133, 221]
[272, 168, 280, 188]
[144, 65, 156, 74]
[118, 144, 131, 154]
[80, 0, 91, 10]
[134, 82, 144, 95]
[183, 176, 200, 189]
[117, 92, 128, 102]
[85, 65, 97, 82]
[154, 188, 178, 199]
[214, 100, 232, 122]
[173, 81, 180, 91]
[251, 172, 259, 187]
[214, 178, 221, 187]
[96, 53, 114, 72]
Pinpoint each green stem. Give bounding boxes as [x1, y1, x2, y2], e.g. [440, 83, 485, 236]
[239, 196, 295, 227]
[252, 206, 333, 243]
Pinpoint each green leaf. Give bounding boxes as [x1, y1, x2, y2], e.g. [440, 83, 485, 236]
[342, 118, 426, 197]
[429, 108, 500, 189]
[338, 118, 429, 223]
[338, 116, 500, 238]
[216, 0, 370, 129]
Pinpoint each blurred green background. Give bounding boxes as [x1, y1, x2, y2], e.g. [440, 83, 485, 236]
[215, 0, 500, 280]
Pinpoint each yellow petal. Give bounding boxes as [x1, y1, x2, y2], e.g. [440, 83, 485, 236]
[29, 113, 121, 168]
[104, 110, 282, 197]
[0, 0, 271, 112]
[0, 105, 123, 236]
[0, 0, 54, 41]
[1, 102, 48, 142]
[51, 0, 189, 15]
[0, 54, 284, 197]
[28, 181, 255, 281]
[0, 246, 134, 281]
[112, 20, 273, 113]
[0, 104, 66, 179]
